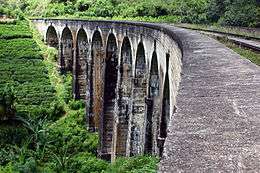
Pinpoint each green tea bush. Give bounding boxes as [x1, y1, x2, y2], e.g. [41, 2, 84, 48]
[0, 39, 41, 59]
[68, 152, 108, 173]
[0, 21, 56, 120]
[62, 73, 73, 104]
[49, 99, 66, 120]
[0, 124, 28, 147]
[0, 21, 32, 39]
[69, 100, 85, 110]
[105, 155, 159, 173]
[47, 109, 98, 155]
[0, 85, 16, 120]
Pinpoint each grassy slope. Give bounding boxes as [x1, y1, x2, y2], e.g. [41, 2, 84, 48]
[0, 21, 56, 117]
[216, 37, 260, 66]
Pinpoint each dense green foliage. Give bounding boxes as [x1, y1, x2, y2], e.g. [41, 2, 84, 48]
[0, 85, 16, 120]
[1, 0, 259, 27]
[106, 155, 159, 173]
[0, 21, 32, 39]
[0, 21, 57, 119]
[207, 0, 259, 27]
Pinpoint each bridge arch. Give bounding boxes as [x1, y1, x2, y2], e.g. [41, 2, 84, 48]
[130, 41, 147, 156]
[90, 30, 104, 131]
[46, 25, 58, 48]
[144, 51, 159, 154]
[116, 36, 133, 156]
[75, 28, 88, 99]
[61, 27, 73, 72]
[101, 33, 118, 160]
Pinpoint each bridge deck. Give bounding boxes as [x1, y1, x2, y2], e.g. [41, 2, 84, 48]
[159, 26, 260, 172]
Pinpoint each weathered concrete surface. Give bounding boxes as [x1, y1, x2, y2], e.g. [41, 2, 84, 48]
[159, 26, 260, 172]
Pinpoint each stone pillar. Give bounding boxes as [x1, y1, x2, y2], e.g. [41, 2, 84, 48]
[86, 45, 95, 131]
[116, 58, 133, 157]
[93, 47, 105, 131]
[130, 43, 147, 156]
[72, 39, 77, 99]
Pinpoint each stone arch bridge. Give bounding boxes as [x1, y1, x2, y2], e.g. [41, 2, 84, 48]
[32, 19, 260, 172]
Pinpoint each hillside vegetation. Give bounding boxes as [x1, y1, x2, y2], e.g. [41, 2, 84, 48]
[1, 0, 259, 27]
[0, 21, 57, 120]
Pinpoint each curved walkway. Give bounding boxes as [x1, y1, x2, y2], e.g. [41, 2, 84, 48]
[159, 25, 260, 172]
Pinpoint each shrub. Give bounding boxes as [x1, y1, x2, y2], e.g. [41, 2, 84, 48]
[69, 100, 85, 110]
[49, 99, 65, 120]
[12, 157, 38, 173]
[88, 0, 115, 17]
[0, 85, 16, 120]
[105, 155, 159, 173]
[0, 20, 56, 121]
[0, 20, 32, 39]
[219, 0, 258, 27]
[47, 109, 98, 155]
[68, 152, 108, 173]
[0, 124, 29, 146]
[44, 3, 66, 17]
[62, 73, 73, 104]
[75, 0, 92, 12]
[0, 162, 16, 173]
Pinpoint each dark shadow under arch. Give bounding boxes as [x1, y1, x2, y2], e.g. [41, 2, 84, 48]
[101, 33, 118, 161]
[135, 43, 146, 77]
[158, 53, 170, 157]
[144, 51, 159, 154]
[46, 26, 58, 48]
[61, 27, 73, 72]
